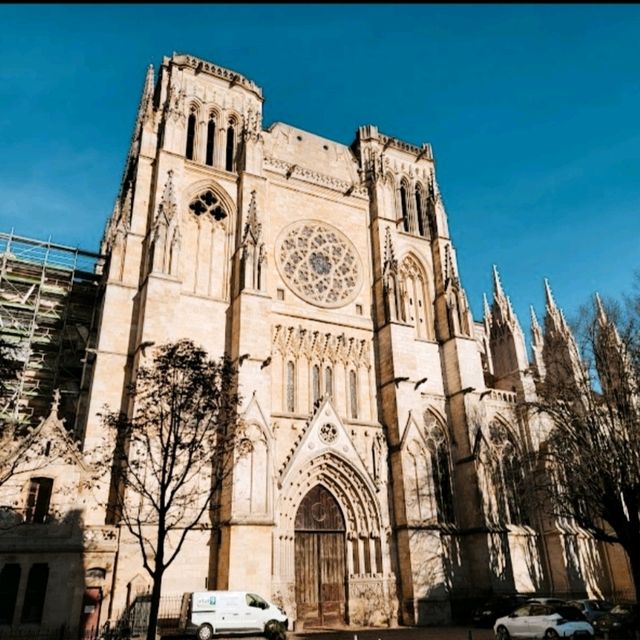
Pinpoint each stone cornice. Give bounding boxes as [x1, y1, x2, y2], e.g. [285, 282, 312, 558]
[379, 134, 433, 161]
[263, 155, 369, 198]
[171, 54, 263, 101]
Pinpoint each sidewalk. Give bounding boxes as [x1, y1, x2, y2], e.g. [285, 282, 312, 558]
[290, 626, 495, 640]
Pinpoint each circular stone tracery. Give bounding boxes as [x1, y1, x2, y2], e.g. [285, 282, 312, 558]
[276, 221, 363, 308]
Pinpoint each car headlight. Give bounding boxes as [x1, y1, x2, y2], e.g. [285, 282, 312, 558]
[278, 607, 286, 616]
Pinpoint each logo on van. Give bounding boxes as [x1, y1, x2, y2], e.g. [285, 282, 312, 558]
[209, 596, 216, 605]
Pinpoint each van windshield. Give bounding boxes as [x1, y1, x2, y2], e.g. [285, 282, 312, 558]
[246, 594, 268, 609]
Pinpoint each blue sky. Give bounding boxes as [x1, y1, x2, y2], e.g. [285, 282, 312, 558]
[1, 4, 638, 335]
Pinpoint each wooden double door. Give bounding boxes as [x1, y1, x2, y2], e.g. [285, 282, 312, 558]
[294, 485, 347, 627]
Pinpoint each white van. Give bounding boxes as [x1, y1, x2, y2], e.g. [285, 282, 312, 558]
[179, 591, 288, 640]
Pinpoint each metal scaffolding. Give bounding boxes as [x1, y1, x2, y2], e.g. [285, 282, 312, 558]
[0, 230, 104, 430]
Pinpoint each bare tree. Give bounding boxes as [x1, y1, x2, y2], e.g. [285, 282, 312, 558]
[528, 292, 640, 601]
[101, 339, 241, 640]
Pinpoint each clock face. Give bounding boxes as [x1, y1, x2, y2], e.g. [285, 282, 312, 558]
[275, 220, 363, 308]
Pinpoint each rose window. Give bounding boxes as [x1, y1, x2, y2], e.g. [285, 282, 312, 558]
[276, 221, 363, 308]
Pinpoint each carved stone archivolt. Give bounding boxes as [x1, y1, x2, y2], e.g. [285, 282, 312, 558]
[279, 451, 383, 536]
[275, 220, 363, 308]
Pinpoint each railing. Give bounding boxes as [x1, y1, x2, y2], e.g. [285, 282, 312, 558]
[0, 231, 104, 277]
[0, 626, 96, 640]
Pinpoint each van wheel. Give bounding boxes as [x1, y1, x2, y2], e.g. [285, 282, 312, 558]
[196, 624, 213, 640]
[264, 620, 286, 640]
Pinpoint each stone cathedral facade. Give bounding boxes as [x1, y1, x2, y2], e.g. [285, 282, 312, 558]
[0, 52, 634, 633]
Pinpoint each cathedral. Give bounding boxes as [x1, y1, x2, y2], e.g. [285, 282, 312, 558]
[0, 52, 634, 634]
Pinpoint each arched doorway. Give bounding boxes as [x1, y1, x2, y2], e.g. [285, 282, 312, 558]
[294, 484, 347, 627]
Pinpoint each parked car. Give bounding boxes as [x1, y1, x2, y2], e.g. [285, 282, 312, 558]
[494, 602, 594, 639]
[592, 603, 640, 639]
[567, 600, 613, 625]
[527, 598, 568, 607]
[473, 595, 530, 627]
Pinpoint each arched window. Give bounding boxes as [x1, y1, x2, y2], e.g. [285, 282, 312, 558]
[325, 366, 333, 398]
[425, 417, 455, 524]
[487, 421, 529, 526]
[312, 364, 321, 405]
[189, 190, 227, 222]
[206, 115, 216, 166]
[186, 108, 197, 160]
[415, 186, 426, 237]
[286, 361, 296, 413]
[349, 369, 358, 419]
[400, 182, 410, 232]
[225, 121, 235, 171]
[400, 255, 433, 340]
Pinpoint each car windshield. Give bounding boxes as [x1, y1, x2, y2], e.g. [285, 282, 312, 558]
[589, 601, 613, 612]
[552, 606, 586, 621]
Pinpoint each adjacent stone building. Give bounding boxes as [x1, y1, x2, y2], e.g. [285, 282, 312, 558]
[0, 52, 634, 635]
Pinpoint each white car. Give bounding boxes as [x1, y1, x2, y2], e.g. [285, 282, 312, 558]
[494, 602, 594, 639]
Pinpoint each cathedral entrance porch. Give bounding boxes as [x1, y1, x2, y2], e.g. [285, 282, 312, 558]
[294, 485, 347, 627]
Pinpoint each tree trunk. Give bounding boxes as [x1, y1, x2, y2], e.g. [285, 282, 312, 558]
[145, 568, 164, 640]
[627, 544, 640, 605]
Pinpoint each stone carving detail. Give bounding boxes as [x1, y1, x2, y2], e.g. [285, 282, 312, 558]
[276, 221, 363, 308]
[272, 324, 371, 370]
[319, 422, 338, 445]
[264, 156, 368, 197]
[443, 244, 472, 338]
[150, 170, 181, 277]
[240, 191, 266, 291]
[189, 190, 227, 222]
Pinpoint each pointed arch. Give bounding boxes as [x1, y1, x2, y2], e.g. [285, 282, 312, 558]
[415, 181, 427, 237]
[185, 103, 199, 161]
[423, 409, 455, 524]
[399, 178, 410, 232]
[479, 417, 529, 526]
[225, 114, 239, 171]
[399, 252, 435, 340]
[234, 421, 271, 516]
[205, 111, 217, 166]
[180, 180, 236, 299]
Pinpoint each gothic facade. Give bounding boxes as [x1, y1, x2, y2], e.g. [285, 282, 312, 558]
[0, 53, 634, 633]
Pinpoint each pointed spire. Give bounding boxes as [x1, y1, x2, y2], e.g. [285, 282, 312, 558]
[492, 264, 505, 300]
[595, 292, 608, 326]
[383, 227, 397, 272]
[144, 64, 155, 99]
[483, 293, 492, 321]
[247, 191, 260, 235]
[157, 170, 177, 223]
[544, 278, 557, 311]
[530, 306, 543, 344]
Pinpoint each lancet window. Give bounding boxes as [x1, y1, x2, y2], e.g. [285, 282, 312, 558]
[415, 184, 427, 237]
[485, 421, 529, 526]
[226, 118, 236, 171]
[400, 181, 410, 232]
[206, 114, 216, 166]
[186, 106, 197, 160]
[286, 361, 296, 413]
[325, 366, 333, 398]
[425, 420, 455, 524]
[349, 369, 359, 419]
[312, 364, 321, 405]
